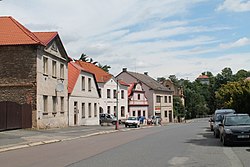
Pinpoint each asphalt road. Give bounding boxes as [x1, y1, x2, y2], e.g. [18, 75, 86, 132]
[0, 119, 249, 167]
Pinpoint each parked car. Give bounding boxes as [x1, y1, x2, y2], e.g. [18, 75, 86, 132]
[125, 117, 140, 128]
[209, 109, 235, 137]
[99, 113, 117, 126]
[219, 114, 250, 146]
[147, 115, 161, 125]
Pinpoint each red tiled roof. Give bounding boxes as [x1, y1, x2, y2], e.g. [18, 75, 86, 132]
[75, 60, 112, 83]
[33, 32, 58, 45]
[0, 16, 45, 46]
[197, 75, 209, 79]
[128, 83, 135, 96]
[118, 80, 129, 86]
[68, 62, 82, 94]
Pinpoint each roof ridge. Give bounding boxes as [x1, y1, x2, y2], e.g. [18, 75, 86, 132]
[8, 16, 45, 46]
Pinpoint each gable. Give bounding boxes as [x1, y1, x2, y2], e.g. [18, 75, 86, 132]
[34, 32, 68, 61]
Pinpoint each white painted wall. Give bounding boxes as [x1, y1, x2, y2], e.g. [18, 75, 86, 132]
[36, 44, 68, 129]
[69, 71, 100, 126]
[98, 77, 128, 121]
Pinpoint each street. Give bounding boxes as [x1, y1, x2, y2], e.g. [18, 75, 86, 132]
[0, 119, 250, 167]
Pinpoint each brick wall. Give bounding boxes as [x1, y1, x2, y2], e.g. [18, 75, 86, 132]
[0, 45, 37, 110]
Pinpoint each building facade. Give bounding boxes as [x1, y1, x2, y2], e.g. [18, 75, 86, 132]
[75, 61, 129, 122]
[68, 62, 100, 126]
[0, 16, 69, 129]
[117, 68, 174, 123]
[128, 82, 149, 118]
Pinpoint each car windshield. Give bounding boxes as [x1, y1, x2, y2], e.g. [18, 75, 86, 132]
[128, 117, 137, 120]
[225, 115, 250, 126]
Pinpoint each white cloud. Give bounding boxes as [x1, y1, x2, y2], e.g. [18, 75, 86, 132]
[1, 0, 249, 81]
[219, 37, 250, 49]
[217, 0, 250, 12]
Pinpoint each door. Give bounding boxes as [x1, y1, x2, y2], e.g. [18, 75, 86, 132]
[169, 111, 172, 122]
[74, 102, 78, 125]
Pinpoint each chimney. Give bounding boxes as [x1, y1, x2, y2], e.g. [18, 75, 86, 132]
[144, 72, 148, 75]
[122, 68, 127, 72]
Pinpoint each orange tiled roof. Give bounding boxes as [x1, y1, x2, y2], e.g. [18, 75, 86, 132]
[33, 32, 58, 45]
[197, 75, 209, 79]
[0, 16, 45, 46]
[75, 60, 112, 83]
[68, 62, 81, 94]
[128, 83, 135, 97]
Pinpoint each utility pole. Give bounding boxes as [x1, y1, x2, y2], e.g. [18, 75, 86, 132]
[115, 79, 119, 130]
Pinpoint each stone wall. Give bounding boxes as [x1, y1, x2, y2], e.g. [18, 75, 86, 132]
[0, 45, 37, 110]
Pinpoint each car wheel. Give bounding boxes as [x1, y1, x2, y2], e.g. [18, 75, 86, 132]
[135, 124, 138, 128]
[125, 124, 127, 128]
[112, 121, 116, 125]
[222, 136, 230, 146]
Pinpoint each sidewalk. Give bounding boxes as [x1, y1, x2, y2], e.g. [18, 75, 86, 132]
[0, 124, 152, 153]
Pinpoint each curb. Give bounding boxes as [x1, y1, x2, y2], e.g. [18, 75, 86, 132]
[0, 126, 154, 153]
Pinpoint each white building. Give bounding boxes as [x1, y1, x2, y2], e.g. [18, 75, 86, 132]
[76, 61, 129, 122]
[68, 62, 100, 126]
[128, 82, 149, 119]
[117, 68, 174, 124]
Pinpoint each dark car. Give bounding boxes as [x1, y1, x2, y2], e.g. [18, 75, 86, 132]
[219, 114, 250, 146]
[99, 113, 117, 126]
[209, 109, 235, 137]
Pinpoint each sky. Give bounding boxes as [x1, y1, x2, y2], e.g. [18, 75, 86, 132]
[1, 0, 250, 81]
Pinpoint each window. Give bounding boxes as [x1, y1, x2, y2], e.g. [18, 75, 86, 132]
[169, 96, 172, 103]
[121, 90, 124, 99]
[98, 88, 102, 98]
[107, 106, 110, 114]
[156, 96, 161, 103]
[121, 106, 125, 117]
[164, 96, 167, 103]
[133, 111, 136, 116]
[60, 64, 64, 79]
[52, 60, 57, 78]
[88, 103, 91, 118]
[165, 110, 168, 117]
[82, 103, 85, 118]
[138, 94, 141, 100]
[138, 110, 141, 116]
[43, 95, 48, 112]
[60, 97, 64, 112]
[143, 110, 146, 116]
[88, 78, 91, 92]
[94, 103, 97, 117]
[52, 96, 57, 112]
[113, 90, 117, 99]
[81, 76, 85, 91]
[114, 106, 117, 115]
[107, 89, 111, 98]
[43, 57, 48, 75]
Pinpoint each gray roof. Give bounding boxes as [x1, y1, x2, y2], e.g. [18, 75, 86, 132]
[126, 71, 172, 92]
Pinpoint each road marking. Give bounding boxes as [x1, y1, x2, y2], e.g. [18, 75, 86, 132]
[223, 147, 243, 167]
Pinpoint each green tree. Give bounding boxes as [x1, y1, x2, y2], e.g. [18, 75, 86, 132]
[98, 64, 111, 73]
[173, 96, 185, 118]
[215, 80, 250, 113]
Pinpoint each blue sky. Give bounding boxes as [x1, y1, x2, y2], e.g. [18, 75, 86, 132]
[1, 0, 250, 80]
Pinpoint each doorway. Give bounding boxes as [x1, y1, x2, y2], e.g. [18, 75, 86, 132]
[74, 102, 78, 125]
